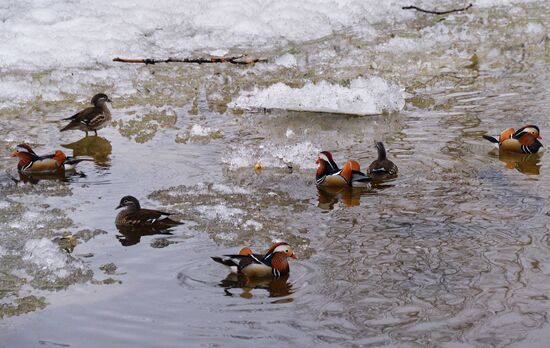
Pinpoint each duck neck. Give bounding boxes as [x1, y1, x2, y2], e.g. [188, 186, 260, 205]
[98, 102, 111, 117]
[271, 253, 290, 275]
[376, 142, 387, 160]
[16, 153, 34, 170]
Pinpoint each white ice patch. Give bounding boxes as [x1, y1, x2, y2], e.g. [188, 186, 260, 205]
[196, 204, 245, 223]
[275, 54, 297, 68]
[215, 231, 239, 241]
[190, 124, 212, 137]
[285, 128, 295, 138]
[243, 220, 263, 231]
[230, 77, 406, 115]
[0, 0, 407, 71]
[223, 141, 320, 169]
[211, 184, 251, 195]
[23, 238, 69, 277]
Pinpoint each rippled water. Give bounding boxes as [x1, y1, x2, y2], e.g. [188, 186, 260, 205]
[1, 1, 550, 347]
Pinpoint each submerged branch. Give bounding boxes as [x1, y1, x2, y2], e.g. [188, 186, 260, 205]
[113, 55, 267, 65]
[402, 3, 472, 15]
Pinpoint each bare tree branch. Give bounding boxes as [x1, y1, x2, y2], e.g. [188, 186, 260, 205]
[402, 3, 472, 15]
[112, 55, 267, 65]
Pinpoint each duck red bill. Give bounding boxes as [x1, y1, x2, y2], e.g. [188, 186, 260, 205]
[291, 254, 298, 259]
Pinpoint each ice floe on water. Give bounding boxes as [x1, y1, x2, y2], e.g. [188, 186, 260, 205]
[23, 238, 72, 278]
[230, 77, 406, 115]
[223, 141, 320, 170]
[196, 204, 245, 223]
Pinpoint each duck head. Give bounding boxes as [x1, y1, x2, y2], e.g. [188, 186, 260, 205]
[11, 144, 37, 157]
[267, 242, 298, 260]
[516, 125, 542, 139]
[11, 144, 38, 169]
[316, 151, 339, 176]
[91, 93, 112, 106]
[116, 195, 141, 211]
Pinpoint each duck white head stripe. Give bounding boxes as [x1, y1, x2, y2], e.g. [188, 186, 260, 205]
[318, 153, 336, 170]
[273, 244, 290, 253]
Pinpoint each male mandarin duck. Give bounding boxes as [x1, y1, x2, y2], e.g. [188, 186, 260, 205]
[60, 93, 112, 136]
[315, 151, 371, 187]
[115, 195, 182, 228]
[483, 125, 543, 154]
[11, 144, 92, 173]
[211, 242, 297, 278]
[366, 142, 398, 178]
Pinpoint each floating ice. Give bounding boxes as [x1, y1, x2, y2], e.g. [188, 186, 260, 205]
[275, 54, 298, 68]
[223, 141, 320, 169]
[243, 220, 263, 231]
[230, 77, 406, 115]
[196, 204, 245, 223]
[23, 238, 69, 277]
[190, 124, 212, 137]
[286, 128, 295, 138]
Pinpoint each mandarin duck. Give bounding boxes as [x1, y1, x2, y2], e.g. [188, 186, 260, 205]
[366, 142, 398, 178]
[315, 151, 371, 187]
[211, 242, 297, 278]
[60, 93, 112, 136]
[483, 125, 543, 154]
[11, 144, 92, 173]
[115, 196, 182, 228]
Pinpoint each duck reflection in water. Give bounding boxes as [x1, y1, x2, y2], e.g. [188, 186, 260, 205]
[317, 186, 364, 210]
[62, 135, 112, 164]
[219, 273, 293, 299]
[14, 170, 86, 184]
[317, 181, 395, 210]
[490, 149, 542, 175]
[115, 225, 175, 247]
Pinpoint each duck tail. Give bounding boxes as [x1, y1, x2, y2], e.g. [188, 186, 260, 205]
[482, 135, 499, 143]
[62, 113, 78, 121]
[64, 157, 94, 165]
[60, 122, 77, 132]
[158, 217, 183, 226]
[375, 142, 387, 160]
[211, 256, 239, 268]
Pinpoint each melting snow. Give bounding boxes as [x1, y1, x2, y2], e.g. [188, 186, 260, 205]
[223, 141, 320, 169]
[230, 77, 406, 115]
[23, 238, 70, 277]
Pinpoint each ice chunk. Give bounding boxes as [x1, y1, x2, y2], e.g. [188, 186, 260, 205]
[190, 124, 212, 137]
[196, 204, 245, 223]
[243, 220, 263, 231]
[230, 77, 406, 115]
[223, 141, 320, 169]
[286, 128, 295, 138]
[275, 53, 297, 68]
[23, 238, 69, 277]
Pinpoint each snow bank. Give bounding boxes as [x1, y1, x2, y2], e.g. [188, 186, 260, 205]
[0, 0, 409, 71]
[230, 77, 406, 115]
